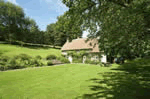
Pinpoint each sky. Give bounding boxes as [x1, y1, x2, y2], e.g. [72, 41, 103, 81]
[6, 0, 89, 38]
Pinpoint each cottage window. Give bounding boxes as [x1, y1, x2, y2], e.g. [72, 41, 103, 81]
[95, 56, 98, 59]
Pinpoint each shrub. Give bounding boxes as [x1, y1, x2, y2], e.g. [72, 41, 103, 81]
[85, 59, 100, 65]
[0, 54, 45, 71]
[30, 58, 44, 67]
[14, 54, 32, 61]
[35, 55, 42, 60]
[9, 58, 26, 69]
[59, 57, 70, 63]
[73, 58, 82, 63]
[0, 56, 10, 62]
[47, 61, 53, 66]
[0, 56, 10, 71]
[12, 54, 32, 66]
[85, 59, 91, 64]
[46, 55, 57, 60]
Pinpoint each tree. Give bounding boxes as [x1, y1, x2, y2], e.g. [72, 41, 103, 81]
[62, 0, 150, 59]
[0, 0, 25, 42]
[0, 0, 44, 45]
[54, 13, 83, 46]
[45, 23, 56, 45]
[46, 12, 83, 46]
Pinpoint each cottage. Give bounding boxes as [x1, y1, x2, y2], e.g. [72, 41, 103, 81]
[61, 38, 107, 63]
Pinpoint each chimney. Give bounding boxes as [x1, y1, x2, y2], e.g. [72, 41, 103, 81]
[66, 38, 69, 43]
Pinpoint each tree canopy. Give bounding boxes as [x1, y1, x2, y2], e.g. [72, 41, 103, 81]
[45, 13, 83, 46]
[0, 0, 46, 45]
[62, 0, 150, 58]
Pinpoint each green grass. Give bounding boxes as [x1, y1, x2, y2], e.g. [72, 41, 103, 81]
[0, 44, 150, 99]
[0, 44, 61, 58]
[0, 59, 150, 99]
[0, 64, 118, 99]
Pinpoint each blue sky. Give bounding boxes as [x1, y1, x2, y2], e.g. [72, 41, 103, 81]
[6, 0, 89, 38]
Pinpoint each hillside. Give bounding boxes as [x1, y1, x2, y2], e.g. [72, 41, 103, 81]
[0, 44, 61, 58]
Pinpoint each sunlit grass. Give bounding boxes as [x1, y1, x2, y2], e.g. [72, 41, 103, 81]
[0, 64, 118, 99]
[0, 44, 61, 58]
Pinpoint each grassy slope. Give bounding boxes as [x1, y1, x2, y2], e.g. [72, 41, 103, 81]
[0, 64, 119, 99]
[0, 44, 61, 58]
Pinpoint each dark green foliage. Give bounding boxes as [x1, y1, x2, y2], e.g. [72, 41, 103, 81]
[0, 1, 49, 45]
[73, 58, 82, 63]
[0, 56, 9, 62]
[59, 57, 70, 63]
[120, 58, 150, 70]
[9, 58, 26, 69]
[45, 13, 82, 46]
[35, 55, 42, 60]
[0, 54, 44, 71]
[31, 59, 44, 67]
[47, 61, 53, 66]
[46, 55, 57, 60]
[0, 56, 10, 71]
[68, 51, 88, 58]
[62, 0, 150, 59]
[8, 54, 32, 69]
[14, 54, 32, 61]
[85, 59, 100, 65]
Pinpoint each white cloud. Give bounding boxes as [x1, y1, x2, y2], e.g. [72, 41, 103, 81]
[42, 0, 68, 15]
[7, 0, 18, 5]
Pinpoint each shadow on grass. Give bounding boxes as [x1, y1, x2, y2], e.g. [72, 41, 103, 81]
[76, 59, 150, 99]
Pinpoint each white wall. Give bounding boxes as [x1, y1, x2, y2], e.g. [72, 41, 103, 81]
[62, 52, 67, 55]
[101, 54, 107, 63]
[91, 55, 99, 61]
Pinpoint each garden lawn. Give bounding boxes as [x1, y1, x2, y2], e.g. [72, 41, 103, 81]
[0, 64, 119, 99]
[0, 44, 61, 58]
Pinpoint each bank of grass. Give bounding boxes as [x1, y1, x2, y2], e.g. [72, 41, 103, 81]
[0, 59, 150, 99]
[0, 44, 61, 58]
[0, 64, 118, 99]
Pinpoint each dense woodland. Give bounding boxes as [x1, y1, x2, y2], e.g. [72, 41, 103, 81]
[0, 0, 82, 46]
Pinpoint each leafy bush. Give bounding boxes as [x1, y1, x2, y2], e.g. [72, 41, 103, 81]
[0, 54, 44, 71]
[0, 56, 10, 62]
[9, 58, 26, 69]
[8, 54, 32, 69]
[0, 56, 10, 71]
[46, 55, 57, 60]
[35, 55, 42, 60]
[73, 58, 82, 63]
[58, 57, 70, 63]
[14, 54, 32, 61]
[85, 59, 91, 64]
[47, 61, 53, 66]
[31, 59, 44, 67]
[85, 59, 100, 65]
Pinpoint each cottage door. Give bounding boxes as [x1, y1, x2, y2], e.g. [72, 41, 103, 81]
[83, 56, 86, 63]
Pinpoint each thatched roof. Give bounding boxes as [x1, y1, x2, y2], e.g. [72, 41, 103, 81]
[61, 38, 100, 53]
